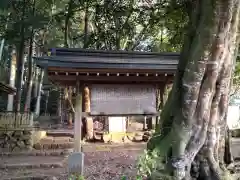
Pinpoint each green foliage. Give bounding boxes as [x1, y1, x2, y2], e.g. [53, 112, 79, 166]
[0, 0, 188, 52]
[137, 149, 161, 177]
[69, 174, 85, 180]
[137, 149, 175, 180]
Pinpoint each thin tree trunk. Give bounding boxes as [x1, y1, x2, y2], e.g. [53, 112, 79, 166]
[32, 67, 39, 98]
[24, 0, 36, 112]
[15, 0, 26, 112]
[24, 36, 35, 112]
[64, 0, 73, 48]
[0, 39, 5, 62]
[83, 2, 89, 49]
[147, 1, 240, 180]
[7, 48, 16, 111]
[34, 69, 44, 116]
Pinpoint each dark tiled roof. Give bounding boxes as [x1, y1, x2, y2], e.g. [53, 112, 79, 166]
[34, 48, 179, 71]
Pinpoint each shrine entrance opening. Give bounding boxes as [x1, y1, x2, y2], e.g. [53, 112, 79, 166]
[35, 48, 178, 147]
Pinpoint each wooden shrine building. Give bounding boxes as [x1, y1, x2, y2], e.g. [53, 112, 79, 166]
[35, 48, 179, 147]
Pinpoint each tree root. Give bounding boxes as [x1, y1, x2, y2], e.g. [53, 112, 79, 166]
[139, 125, 235, 180]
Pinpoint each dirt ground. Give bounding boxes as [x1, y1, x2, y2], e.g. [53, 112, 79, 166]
[0, 144, 145, 180]
[0, 139, 240, 180]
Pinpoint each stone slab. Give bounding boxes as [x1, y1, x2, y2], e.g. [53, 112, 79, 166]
[0, 167, 66, 180]
[0, 156, 65, 169]
[39, 137, 54, 144]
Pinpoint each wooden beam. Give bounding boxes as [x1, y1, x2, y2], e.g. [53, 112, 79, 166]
[48, 80, 174, 87]
[47, 67, 176, 74]
[48, 74, 173, 82]
[79, 111, 161, 117]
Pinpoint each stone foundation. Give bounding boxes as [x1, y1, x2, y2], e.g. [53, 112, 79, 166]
[33, 136, 73, 150]
[0, 129, 33, 152]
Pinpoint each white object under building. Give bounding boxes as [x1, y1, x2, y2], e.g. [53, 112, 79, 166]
[108, 117, 127, 132]
[227, 105, 240, 130]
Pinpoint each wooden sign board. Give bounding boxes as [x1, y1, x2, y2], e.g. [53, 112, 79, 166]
[90, 84, 156, 115]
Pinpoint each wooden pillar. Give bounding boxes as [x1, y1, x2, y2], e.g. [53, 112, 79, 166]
[68, 86, 73, 126]
[83, 86, 93, 140]
[74, 82, 82, 152]
[143, 116, 147, 130]
[44, 90, 49, 115]
[58, 88, 62, 116]
[159, 84, 166, 110]
[155, 84, 160, 128]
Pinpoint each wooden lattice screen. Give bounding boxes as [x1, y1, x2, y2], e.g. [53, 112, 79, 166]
[90, 84, 157, 115]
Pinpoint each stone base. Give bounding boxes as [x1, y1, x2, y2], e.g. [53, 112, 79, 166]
[0, 129, 33, 152]
[33, 137, 74, 150]
[102, 131, 153, 143]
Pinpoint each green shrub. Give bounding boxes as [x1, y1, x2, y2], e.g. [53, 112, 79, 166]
[137, 149, 163, 177]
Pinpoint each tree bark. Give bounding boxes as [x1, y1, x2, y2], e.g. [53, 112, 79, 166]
[64, 0, 74, 48]
[32, 67, 39, 99]
[34, 69, 44, 116]
[24, 35, 36, 112]
[15, 0, 26, 112]
[83, 2, 89, 49]
[7, 48, 16, 111]
[24, 0, 36, 112]
[146, 1, 240, 180]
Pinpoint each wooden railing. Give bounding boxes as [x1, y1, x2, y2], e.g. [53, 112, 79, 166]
[0, 111, 33, 129]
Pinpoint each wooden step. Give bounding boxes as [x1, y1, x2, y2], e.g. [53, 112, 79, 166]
[46, 130, 74, 138]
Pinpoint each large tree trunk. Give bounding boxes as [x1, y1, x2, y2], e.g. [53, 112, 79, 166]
[146, 1, 240, 180]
